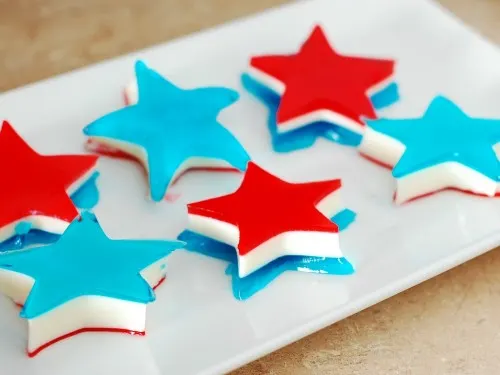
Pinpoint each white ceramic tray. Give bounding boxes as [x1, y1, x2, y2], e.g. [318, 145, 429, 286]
[2, 0, 500, 374]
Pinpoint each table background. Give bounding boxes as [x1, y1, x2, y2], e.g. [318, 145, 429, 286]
[1, 0, 500, 374]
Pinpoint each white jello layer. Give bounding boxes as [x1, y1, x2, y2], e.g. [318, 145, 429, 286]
[86, 136, 234, 200]
[124, 80, 139, 105]
[246, 65, 394, 135]
[358, 127, 405, 168]
[275, 109, 365, 136]
[246, 66, 286, 96]
[359, 127, 500, 203]
[395, 162, 497, 203]
[27, 296, 147, 355]
[66, 167, 97, 196]
[187, 185, 344, 278]
[247, 66, 395, 99]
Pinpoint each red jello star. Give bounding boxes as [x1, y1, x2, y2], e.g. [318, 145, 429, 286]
[0, 121, 98, 239]
[249, 25, 395, 133]
[187, 162, 343, 277]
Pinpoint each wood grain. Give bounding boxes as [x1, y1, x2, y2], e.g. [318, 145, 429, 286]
[1, 0, 500, 374]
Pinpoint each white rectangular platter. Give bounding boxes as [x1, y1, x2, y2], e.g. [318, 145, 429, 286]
[2, 0, 500, 374]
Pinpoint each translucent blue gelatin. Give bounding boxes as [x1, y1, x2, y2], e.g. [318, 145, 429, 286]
[0, 229, 61, 252]
[226, 255, 353, 300]
[70, 172, 100, 209]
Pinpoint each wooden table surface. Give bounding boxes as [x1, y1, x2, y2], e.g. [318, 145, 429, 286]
[2, 0, 500, 374]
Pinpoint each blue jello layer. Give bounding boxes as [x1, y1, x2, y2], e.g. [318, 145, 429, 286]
[178, 209, 356, 299]
[0, 172, 100, 252]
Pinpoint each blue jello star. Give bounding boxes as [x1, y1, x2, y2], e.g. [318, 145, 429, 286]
[0, 212, 184, 319]
[366, 96, 500, 180]
[84, 60, 251, 201]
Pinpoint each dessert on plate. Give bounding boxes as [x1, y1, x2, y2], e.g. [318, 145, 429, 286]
[0, 212, 184, 356]
[359, 96, 500, 203]
[242, 25, 398, 152]
[84, 60, 251, 202]
[0, 121, 99, 251]
[178, 162, 355, 299]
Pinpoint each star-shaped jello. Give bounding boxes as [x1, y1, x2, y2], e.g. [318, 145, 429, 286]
[0, 212, 184, 356]
[359, 96, 500, 203]
[0, 121, 99, 247]
[243, 25, 398, 151]
[178, 162, 355, 299]
[84, 60, 251, 201]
